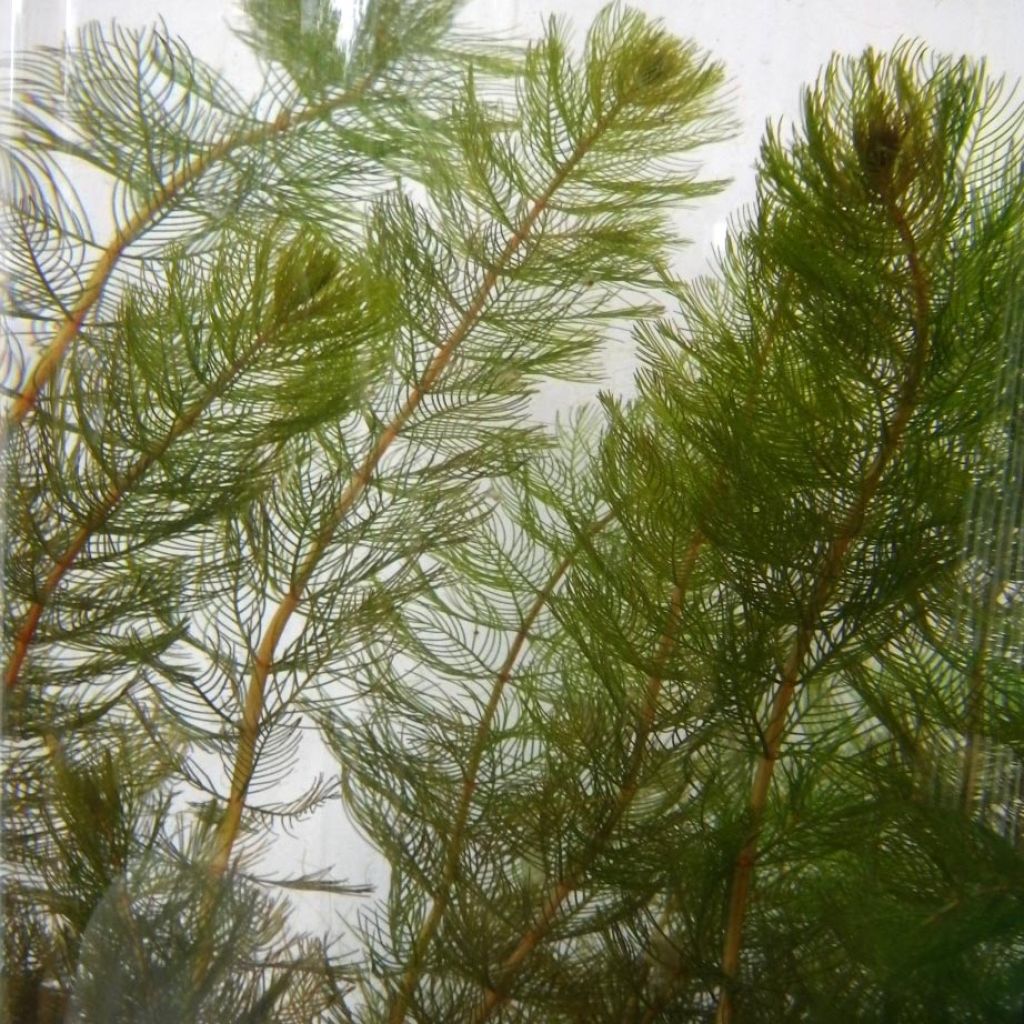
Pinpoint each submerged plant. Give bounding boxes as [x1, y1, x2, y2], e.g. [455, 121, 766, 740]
[2, 1, 1022, 1021]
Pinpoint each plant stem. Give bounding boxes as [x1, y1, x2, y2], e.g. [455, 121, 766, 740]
[386, 513, 614, 1023]
[467, 272, 793, 1023]
[614, 277, 794, 1024]
[7, 85, 370, 425]
[402, 261, 788, 1024]
[472, 534, 703, 1022]
[207, 112, 614, 882]
[4, 324, 279, 692]
[714, 194, 931, 1024]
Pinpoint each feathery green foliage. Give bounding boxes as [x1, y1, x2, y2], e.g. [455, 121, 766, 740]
[2, 2, 1023, 1022]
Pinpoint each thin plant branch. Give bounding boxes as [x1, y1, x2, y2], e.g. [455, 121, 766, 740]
[714, 184, 932, 1024]
[7, 80, 372, 425]
[386, 512, 615, 1023]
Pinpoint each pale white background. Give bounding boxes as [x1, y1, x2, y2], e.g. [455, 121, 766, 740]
[4, 0, 1023, 940]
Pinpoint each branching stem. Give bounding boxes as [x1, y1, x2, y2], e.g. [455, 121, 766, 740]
[208, 110, 614, 882]
[3, 323, 280, 692]
[467, 273, 794, 1024]
[616, 276, 794, 1024]
[714, 193, 931, 1024]
[472, 534, 704, 1022]
[7, 82, 370, 425]
[386, 512, 614, 1023]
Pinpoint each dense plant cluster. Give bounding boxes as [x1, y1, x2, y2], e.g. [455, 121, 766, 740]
[2, 1, 1023, 1021]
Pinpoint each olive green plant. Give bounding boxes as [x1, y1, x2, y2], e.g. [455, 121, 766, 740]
[2, 1, 1023, 1022]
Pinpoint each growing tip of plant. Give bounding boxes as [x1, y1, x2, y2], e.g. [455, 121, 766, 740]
[270, 233, 343, 322]
[854, 112, 906, 195]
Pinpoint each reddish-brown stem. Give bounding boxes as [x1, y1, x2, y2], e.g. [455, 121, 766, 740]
[714, 194, 930, 1024]
[8, 84, 368, 425]
[386, 514, 614, 1024]
[207, 112, 613, 881]
[4, 327, 278, 692]
[621, 278, 794, 1024]
[472, 534, 705, 1022]
[471, 273, 794, 1024]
